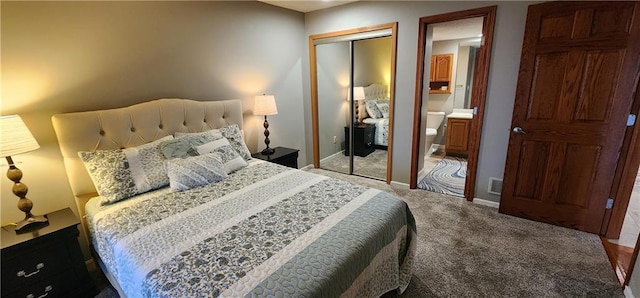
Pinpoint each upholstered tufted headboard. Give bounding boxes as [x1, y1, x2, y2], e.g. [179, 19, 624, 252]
[52, 98, 243, 221]
[364, 83, 388, 99]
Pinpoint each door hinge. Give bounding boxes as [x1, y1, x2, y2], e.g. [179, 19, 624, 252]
[606, 198, 614, 209]
[627, 114, 636, 127]
[473, 106, 478, 115]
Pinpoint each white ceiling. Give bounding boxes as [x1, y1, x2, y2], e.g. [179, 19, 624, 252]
[259, 1, 483, 42]
[259, 0, 359, 13]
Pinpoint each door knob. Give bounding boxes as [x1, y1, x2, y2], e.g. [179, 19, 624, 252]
[512, 127, 526, 134]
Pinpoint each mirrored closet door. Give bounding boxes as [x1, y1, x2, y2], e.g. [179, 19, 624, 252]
[310, 23, 397, 182]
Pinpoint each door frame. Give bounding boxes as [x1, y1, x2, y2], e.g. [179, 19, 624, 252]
[604, 79, 640, 239]
[309, 22, 398, 183]
[410, 6, 496, 202]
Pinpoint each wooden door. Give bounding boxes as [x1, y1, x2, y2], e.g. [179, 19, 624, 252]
[500, 2, 640, 234]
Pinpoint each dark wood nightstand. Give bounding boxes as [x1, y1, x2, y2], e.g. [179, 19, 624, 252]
[1, 208, 96, 298]
[345, 124, 376, 157]
[252, 147, 299, 168]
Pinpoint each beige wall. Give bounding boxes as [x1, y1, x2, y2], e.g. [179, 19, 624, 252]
[354, 36, 392, 88]
[1, 1, 305, 258]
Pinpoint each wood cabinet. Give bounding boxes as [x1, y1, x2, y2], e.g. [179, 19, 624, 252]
[252, 147, 299, 168]
[429, 54, 453, 94]
[1, 208, 96, 298]
[445, 117, 471, 157]
[344, 124, 375, 157]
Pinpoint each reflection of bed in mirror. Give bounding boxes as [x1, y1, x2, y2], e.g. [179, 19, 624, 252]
[359, 83, 390, 149]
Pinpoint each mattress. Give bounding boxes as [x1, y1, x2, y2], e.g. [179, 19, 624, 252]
[86, 160, 416, 297]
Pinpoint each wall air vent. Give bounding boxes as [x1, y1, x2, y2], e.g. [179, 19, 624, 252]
[488, 177, 503, 195]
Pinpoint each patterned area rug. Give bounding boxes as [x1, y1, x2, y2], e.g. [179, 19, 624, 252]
[417, 156, 466, 197]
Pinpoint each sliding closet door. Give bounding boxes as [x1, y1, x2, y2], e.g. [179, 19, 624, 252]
[317, 41, 351, 175]
[310, 22, 397, 182]
[352, 37, 392, 180]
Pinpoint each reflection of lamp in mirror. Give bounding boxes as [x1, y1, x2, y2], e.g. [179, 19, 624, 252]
[254, 95, 278, 155]
[353, 86, 365, 125]
[0, 115, 48, 233]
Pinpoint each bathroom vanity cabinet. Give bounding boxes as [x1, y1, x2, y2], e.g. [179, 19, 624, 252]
[445, 117, 471, 157]
[429, 54, 453, 94]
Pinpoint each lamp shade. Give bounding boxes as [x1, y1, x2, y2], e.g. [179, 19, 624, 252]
[254, 95, 278, 116]
[0, 115, 40, 157]
[354, 87, 366, 101]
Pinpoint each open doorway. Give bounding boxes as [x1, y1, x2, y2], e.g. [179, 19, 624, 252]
[410, 6, 497, 202]
[417, 18, 483, 198]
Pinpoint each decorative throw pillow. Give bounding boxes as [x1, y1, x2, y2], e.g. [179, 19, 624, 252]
[196, 138, 248, 174]
[375, 101, 390, 118]
[365, 100, 383, 119]
[78, 135, 173, 205]
[219, 124, 252, 160]
[166, 152, 227, 192]
[159, 131, 220, 159]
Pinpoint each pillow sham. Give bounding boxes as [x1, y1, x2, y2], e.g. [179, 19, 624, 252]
[375, 101, 390, 118]
[166, 152, 227, 192]
[196, 138, 248, 174]
[365, 100, 383, 119]
[78, 135, 173, 205]
[159, 131, 220, 159]
[172, 125, 251, 161]
[219, 124, 252, 160]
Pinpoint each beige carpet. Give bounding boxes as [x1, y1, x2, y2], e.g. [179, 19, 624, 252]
[304, 168, 624, 298]
[319, 149, 387, 180]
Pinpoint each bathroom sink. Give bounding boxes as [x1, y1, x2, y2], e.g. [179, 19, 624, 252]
[447, 108, 473, 119]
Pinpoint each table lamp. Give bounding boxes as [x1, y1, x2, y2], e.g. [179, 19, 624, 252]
[0, 115, 48, 232]
[353, 86, 366, 125]
[254, 95, 278, 155]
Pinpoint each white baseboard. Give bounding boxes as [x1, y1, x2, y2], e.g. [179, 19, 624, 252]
[300, 164, 313, 170]
[472, 197, 500, 208]
[320, 150, 345, 162]
[624, 286, 636, 298]
[390, 180, 410, 188]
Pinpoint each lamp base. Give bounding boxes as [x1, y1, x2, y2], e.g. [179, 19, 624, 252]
[15, 215, 48, 234]
[261, 147, 275, 155]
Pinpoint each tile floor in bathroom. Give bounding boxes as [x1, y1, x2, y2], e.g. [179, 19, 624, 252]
[422, 145, 446, 175]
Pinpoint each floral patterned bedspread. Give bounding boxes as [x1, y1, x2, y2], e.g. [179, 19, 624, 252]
[86, 160, 416, 297]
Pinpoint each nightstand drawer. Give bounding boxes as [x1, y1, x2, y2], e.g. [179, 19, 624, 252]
[3, 268, 73, 298]
[1, 242, 71, 291]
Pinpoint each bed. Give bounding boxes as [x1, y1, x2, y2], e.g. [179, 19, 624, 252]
[360, 84, 390, 148]
[51, 98, 415, 297]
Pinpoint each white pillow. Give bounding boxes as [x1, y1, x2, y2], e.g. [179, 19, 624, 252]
[196, 138, 248, 174]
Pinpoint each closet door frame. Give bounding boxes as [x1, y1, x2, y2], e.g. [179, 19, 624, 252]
[309, 22, 398, 183]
